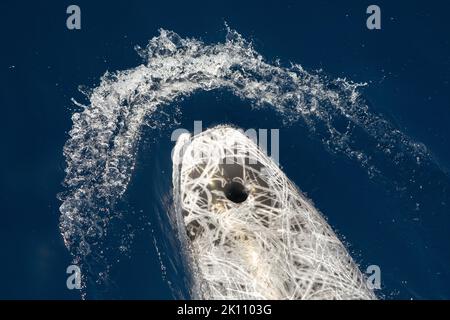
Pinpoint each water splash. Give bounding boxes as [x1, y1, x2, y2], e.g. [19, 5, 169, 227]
[58, 27, 447, 296]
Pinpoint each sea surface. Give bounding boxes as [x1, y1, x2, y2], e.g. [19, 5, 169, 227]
[0, 0, 449, 299]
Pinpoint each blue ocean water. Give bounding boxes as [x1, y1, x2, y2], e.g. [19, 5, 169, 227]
[0, 0, 449, 299]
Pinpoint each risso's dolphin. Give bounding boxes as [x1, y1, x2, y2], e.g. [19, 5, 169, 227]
[172, 125, 376, 300]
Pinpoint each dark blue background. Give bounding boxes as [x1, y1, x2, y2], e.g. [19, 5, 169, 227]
[0, 0, 449, 299]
